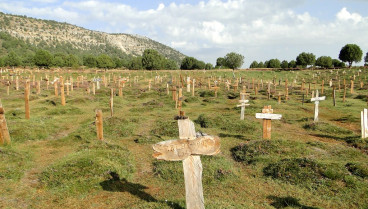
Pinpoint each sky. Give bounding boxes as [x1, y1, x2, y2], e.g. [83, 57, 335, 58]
[0, 0, 367, 67]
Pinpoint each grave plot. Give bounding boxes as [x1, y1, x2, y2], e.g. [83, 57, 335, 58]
[0, 68, 366, 209]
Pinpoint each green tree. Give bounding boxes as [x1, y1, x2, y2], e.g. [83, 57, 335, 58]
[4, 51, 22, 67]
[315, 56, 332, 68]
[22, 52, 35, 67]
[296, 52, 316, 68]
[129, 56, 143, 70]
[249, 61, 258, 68]
[289, 60, 297, 68]
[65, 54, 79, 68]
[365, 52, 368, 66]
[339, 44, 363, 68]
[34, 49, 53, 67]
[267, 59, 281, 68]
[97, 54, 115, 69]
[0, 57, 5, 67]
[193, 60, 205, 69]
[83, 55, 97, 68]
[258, 61, 265, 68]
[142, 49, 163, 70]
[205, 63, 213, 70]
[180, 57, 197, 70]
[163, 59, 178, 70]
[332, 59, 346, 68]
[280, 60, 289, 69]
[53, 53, 67, 67]
[224, 52, 244, 70]
[113, 57, 123, 68]
[216, 57, 225, 68]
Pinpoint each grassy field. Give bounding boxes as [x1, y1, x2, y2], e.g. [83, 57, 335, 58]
[0, 68, 367, 209]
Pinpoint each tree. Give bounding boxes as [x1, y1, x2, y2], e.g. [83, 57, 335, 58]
[129, 56, 143, 70]
[180, 57, 196, 70]
[193, 60, 205, 69]
[205, 63, 213, 70]
[267, 59, 281, 68]
[224, 52, 244, 70]
[315, 56, 332, 68]
[296, 52, 315, 68]
[365, 52, 368, 66]
[280, 60, 288, 69]
[113, 57, 124, 68]
[142, 49, 163, 70]
[65, 54, 79, 68]
[5, 51, 22, 67]
[34, 49, 53, 67]
[97, 54, 115, 69]
[163, 59, 178, 70]
[288, 60, 296, 68]
[249, 61, 258, 68]
[332, 59, 346, 68]
[216, 57, 225, 68]
[83, 55, 97, 68]
[53, 53, 67, 67]
[258, 62, 265, 68]
[339, 44, 363, 68]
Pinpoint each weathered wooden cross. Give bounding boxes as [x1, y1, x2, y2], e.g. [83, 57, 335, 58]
[255, 105, 282, 139]
[0, 102, 11, 145]
[153, 112, 220, 209]
[237, 92, 250, 120]
[311, 90, 325, 122]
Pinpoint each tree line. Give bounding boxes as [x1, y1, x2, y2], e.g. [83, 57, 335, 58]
[249, 44, 367, 69]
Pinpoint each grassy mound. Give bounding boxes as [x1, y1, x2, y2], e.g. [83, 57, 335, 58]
[153, 155, 236, 184]
[46, 105, 84, 115]
[0, 147, 31, 181]
[39, 141, 135, 195]
[303, 122, 353, 135]
[194, 114, 256, 134]
[104, 117, 136, 138]
[150, 119, 178, 137]
[346, 162, 368, 178]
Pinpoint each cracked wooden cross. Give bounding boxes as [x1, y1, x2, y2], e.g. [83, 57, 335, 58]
[153, 111, 220, 209]
[237, 92, 250, 120]
[255, 105, 282, 139]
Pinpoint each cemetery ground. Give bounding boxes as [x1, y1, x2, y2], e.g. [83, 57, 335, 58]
[0, 68, 368, 209]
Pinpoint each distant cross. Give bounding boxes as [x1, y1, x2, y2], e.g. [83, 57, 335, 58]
[153, 112, 220, 209]
[237, 92, 250, 120]
[311, 90, 325, 122]
[255, 105, 282, 139]
[211, 86, 220, 98]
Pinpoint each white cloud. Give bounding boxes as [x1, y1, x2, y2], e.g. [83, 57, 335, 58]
[0, 0, 367, 66]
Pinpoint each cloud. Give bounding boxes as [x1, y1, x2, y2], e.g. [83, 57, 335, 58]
[0, 0, 367, 66]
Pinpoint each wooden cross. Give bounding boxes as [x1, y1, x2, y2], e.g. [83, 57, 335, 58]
[170, 86, 177, 101]
[153, 114, 220, 209]
[255, 105, 282, 139]
[237, 92, 250, 120]
[311, 90, 325, 122]
[0, 103, 11, 145]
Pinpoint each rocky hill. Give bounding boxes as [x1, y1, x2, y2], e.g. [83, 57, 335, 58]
[0, 12, 186, 63]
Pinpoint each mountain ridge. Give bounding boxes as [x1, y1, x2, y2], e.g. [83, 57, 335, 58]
[0, 12, 186, 63]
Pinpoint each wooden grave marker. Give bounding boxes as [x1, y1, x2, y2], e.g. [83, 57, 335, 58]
[255, 105, 282, 139]
[95, 109, 104, 140]
[153, 113, 220, 209]
[110, 88, 114, 117]
[361, 108, 368, 139]
[0, 102, 11, 145]
[25, 81, 30, 120]
[311, 90, 325, 122]
[237, 92, 250, 120]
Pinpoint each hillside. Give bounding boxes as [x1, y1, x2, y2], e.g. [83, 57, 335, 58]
[0, 12, 186, 63]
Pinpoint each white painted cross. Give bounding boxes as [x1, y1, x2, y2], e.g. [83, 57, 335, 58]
[237, 92, 250, 120]
[153, 114, 220, 209]
[311, 90, 325, 122]
[361, 108, 368, 139]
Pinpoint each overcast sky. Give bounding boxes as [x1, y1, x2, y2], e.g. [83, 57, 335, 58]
[0, 0, 367, 66]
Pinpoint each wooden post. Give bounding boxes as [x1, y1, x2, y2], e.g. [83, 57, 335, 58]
[92, 83, 96, 95]
[187, 77, 191, 93]
[255, 105, 282, 139]
[361, 108, 368, 139]
[351, 80, 354, 94]
[153, 115, 220, 209]
[0, 104, 11, 145]
[60, 76, 66, 106]
[110, 88, 114, 117]
[25, 81, 30, 120]
[333, 86, 336, 107]
[192, 79, 195, 97]
[278, 92, 281, 104]
[343, 85, 346, 102]
[16, 76, 19, 90]
[95, 109, 104, 140]
[311, 90, 326, 123]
